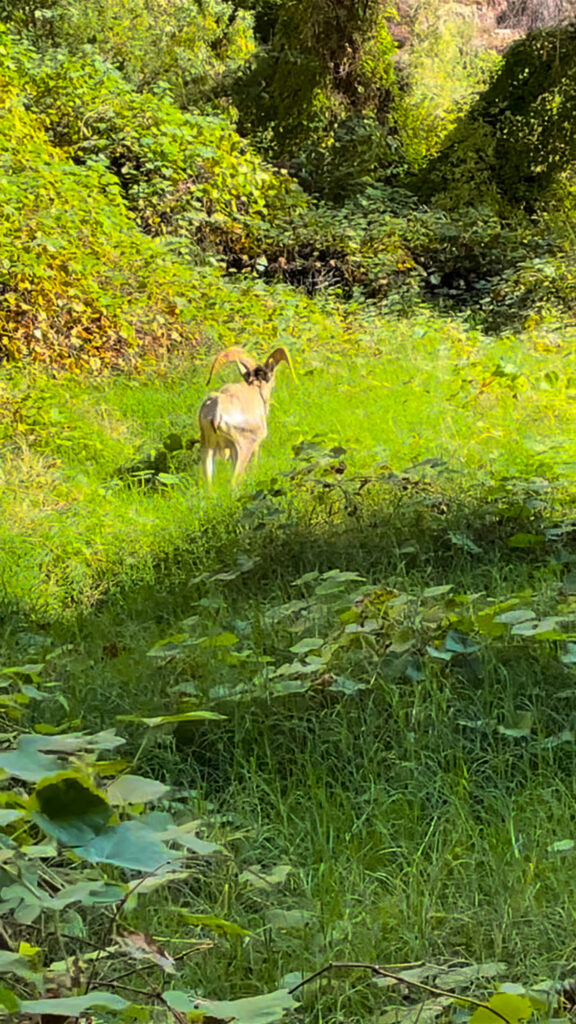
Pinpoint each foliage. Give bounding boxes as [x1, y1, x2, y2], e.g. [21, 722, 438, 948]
[0, 0, 255, 106]
[234, 0, 398, 199]
[0, 711, 301, 1021]
[25, 48, 306, 255]
[413, 24, 576, 210]
[392, 0, 501, 171]
[0, 28, 205, 370]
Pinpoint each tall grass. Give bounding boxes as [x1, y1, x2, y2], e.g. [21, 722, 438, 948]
[2, 312, 576, 1020]
[1, 313, 575, 614]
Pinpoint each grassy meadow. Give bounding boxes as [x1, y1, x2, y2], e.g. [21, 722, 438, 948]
[3, 309, 576, 1020]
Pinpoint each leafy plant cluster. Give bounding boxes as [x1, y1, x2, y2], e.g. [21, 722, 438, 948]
[0, 29, 207, 370]
[0, 0, 255, 105]
[4, 0, 576, 347]
[233, 0, 398, 200]
[4, 454, 576, 1019]
[25, 48, 306, 255]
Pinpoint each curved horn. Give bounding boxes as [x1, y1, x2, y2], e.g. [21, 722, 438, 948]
[265, 347, 296, 380]
[206, 347, 256, 385]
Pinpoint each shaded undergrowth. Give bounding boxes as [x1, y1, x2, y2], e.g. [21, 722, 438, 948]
[3, 469, 576, 1018]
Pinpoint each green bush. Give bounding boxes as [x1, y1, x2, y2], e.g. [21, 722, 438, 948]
[0, 0, 255, 106]
[392, 1, 500, 172]
[234, 0, 398, 199]
[0, 28, 200, 368]
[26, 48, 306, 257]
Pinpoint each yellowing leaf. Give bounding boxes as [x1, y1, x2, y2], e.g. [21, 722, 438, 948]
[17, 943, 41, 958]
[469, 992, 533, 1024]
[118, 931, 176, 973]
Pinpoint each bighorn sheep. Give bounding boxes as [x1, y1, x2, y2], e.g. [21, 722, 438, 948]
[198, 345, 294, 485]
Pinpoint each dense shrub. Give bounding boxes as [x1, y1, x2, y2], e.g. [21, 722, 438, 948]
[234, 0, 398, 199]
[0, 30, 201, 369]
[0, 0, 255, 106]
[24, 49, 306, 259]
[413, 24, 576, 211]
[392, 0, 500, 171]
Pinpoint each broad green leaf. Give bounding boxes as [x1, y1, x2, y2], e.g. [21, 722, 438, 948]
[547, 839, 575, 853]
[199, 632, 239, 648]
[157, 823, 222, 856]
[507, 533, 544, 548]
[0, 731, 124, 782]
[344, 619, 379, 634]
[29, 730, 124, 753]
[289, 637, 324, 654]
[180, 913, 252, 936]
[561, 643, 576, 665]
[0, 878, 123, 922]
[126, 866, 193, 895]
[146, 635, 191, 659]
[32, 774, 112, 845]
[292, 571, 320, 585]
[0, 737, 62, 782]
[117, 711, 225, 727]
[107, 774, 170, 805]
[0, 950, 38, 979]
[273, 660, 320, 678]
[266, 908, 315, 929]
[498, 712, 533, 738]
[19, 991, 129, 1015]
[510, 618, 562, 638]
[239, 864, 292, 887]
[75, 820, 177, 871]
[380, 997, 453, 1024]
[425, 645, 452, 661]
[0, 810, 23, 827]
[165, 987, 296, 1023]
[495, 609, 535, 626]
[444, 630, 480, 654]
[469, 992, 533, 1024]
[0, 664, 44, 677]
[315, 573, 365, 595]
[0, 986, 18, 1012]
[374, 965, 437, 988]
[526, 981, 558, 1010]
[435, 962, 508, 988]
[449, 532, 482, 554]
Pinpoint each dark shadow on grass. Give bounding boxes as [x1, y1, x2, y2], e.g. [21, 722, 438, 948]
[1, 459, 572, 757]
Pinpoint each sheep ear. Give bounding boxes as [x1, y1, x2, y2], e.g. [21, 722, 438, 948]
[206, 348, 256, 385]
[265, 347, 296, 380]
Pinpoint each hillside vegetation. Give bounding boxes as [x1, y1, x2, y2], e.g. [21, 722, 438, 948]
[2, 2, 576, 1023]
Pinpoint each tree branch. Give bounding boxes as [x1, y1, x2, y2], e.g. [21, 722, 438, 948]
[287, 961, 513, 1024]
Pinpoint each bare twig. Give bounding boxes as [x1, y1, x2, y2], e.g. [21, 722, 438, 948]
[100, 941, 214, 986]
[103, 970, 188, 1023]
[287, 961, 513, 1024]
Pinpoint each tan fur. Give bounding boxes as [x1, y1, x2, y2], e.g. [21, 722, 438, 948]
[198, 346, 293, 485]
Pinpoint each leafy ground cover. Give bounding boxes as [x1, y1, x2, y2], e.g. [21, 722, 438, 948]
[0, 310, 574, 613]
[2, 314, 576, 1021]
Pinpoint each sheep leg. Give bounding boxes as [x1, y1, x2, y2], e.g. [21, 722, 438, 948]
[231, 441, 255, 485]
[201, 446, 215, 487]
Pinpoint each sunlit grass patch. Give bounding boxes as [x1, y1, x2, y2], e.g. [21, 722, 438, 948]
[0, 312, 575, 615]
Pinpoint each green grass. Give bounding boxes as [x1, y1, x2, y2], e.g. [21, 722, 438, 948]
[3, 312, 576, 1021]
[1, 313, 575, 614]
